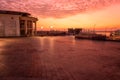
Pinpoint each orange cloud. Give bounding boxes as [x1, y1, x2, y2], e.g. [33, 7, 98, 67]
[0, 0, 120, 18]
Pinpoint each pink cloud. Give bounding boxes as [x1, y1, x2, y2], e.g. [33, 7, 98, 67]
[0, 0, 120, 18]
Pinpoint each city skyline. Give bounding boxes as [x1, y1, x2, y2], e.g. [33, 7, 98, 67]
[0, 0, 120, 30]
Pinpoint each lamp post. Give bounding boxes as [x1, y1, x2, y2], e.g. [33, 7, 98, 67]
[50, 26, 53, 31]
[41, 26, 43, 31]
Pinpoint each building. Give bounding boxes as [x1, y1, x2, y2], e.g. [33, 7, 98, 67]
[0, 10, 38, 37]
[68, 28, 74, 35]
[74, 28, 82, 34]
[68, 28, 82, 35]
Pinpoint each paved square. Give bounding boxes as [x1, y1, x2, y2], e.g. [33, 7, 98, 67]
[0, 37, 120, 80]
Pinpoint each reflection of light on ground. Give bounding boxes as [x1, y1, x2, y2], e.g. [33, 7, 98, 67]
[49, 37, 55, 53]
[0, 41, 6, 72]
[0, 40, 7, 53]
[0, 42, 5, 46]
[72, 38, 76, 45]
[38, 37, 55, 53]
[0, 55, 6, 72]
[39, 37, 45, 49]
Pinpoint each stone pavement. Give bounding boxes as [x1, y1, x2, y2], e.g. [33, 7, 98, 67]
[0, 37, 120, 80]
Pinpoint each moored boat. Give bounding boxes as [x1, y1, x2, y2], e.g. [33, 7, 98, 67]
[92, 34, 106, 40]
[75, 32, 94, 39]
[75, 32, 106, 41]
[107, 30, 120, 41]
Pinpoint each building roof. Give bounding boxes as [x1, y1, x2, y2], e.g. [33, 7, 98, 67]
[0, 10, 31, 16]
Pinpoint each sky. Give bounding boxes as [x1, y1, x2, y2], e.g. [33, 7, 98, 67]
[0, 0, 120, 31]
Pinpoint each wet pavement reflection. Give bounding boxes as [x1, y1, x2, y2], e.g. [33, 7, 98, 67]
[0, 36, 120, 80]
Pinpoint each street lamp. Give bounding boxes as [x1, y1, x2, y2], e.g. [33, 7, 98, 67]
[40, 26, 43, 31]
[41, 26, 43, 29]
[50, 26, 53, 31]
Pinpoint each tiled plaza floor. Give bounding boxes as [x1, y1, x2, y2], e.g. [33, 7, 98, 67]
[0, 37, 120, 80]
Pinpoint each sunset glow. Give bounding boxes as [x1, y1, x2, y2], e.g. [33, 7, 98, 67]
[0, 0, 120, 30]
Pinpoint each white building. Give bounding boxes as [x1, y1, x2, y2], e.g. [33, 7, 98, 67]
[0, 10, 38, 37]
